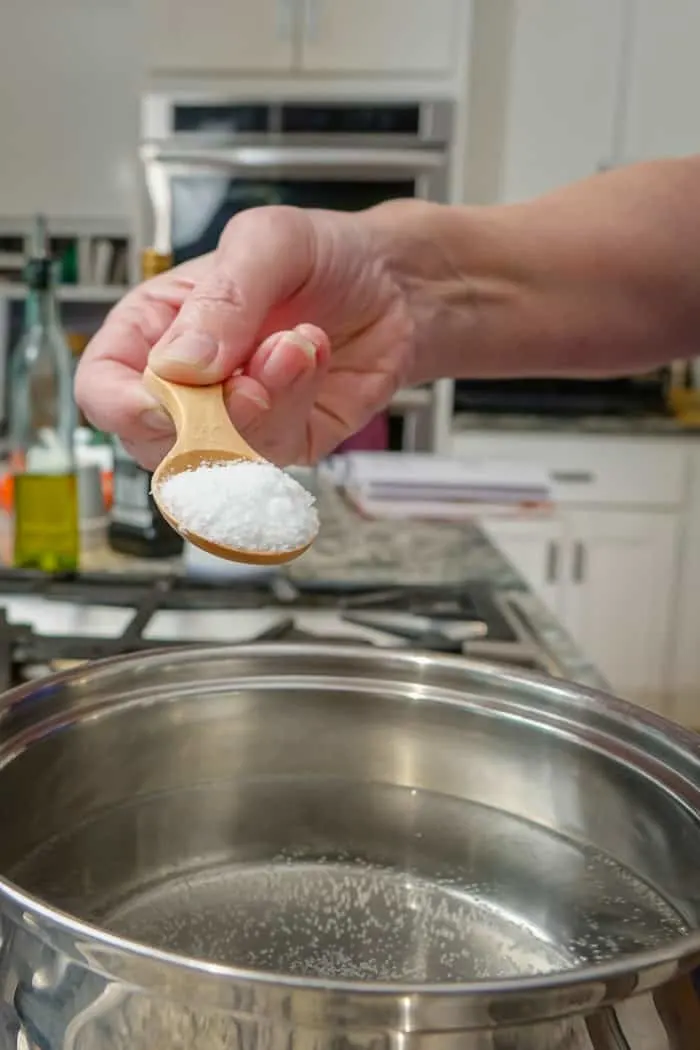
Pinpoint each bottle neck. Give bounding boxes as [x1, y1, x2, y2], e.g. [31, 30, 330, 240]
[24, 285, 60, 331]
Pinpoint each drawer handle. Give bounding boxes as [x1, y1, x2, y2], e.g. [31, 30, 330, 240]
[573, 541, 586, 583]
[551, 470, 595, 485]
[546, 540, 558, 584]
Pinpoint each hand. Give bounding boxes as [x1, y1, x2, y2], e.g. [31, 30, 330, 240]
[75, 204, 418, 468]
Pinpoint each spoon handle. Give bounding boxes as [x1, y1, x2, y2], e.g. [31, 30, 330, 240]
[143, 368, 258, 459]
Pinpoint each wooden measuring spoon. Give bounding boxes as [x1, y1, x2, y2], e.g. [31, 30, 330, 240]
[143, 368, 318, 566]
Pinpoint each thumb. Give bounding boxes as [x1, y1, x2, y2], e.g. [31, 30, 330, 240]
[148, 206, 314, 384]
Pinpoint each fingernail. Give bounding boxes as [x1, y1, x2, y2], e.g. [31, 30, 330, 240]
[245, 391, 270, 409]
[290, 327, 319, 358]
[225, 376, 271, 411]
[262, 329, 318, 384]
[137, 388, 174, 432]
[234, 387, 270, 410]
[149, 331, 219, 370]
[140, 407, 174, 433]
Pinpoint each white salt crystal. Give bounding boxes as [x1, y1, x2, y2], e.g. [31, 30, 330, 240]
[157, 460, 319, 553]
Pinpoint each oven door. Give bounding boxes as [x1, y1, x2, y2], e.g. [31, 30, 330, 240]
[141, 143, 449, 264]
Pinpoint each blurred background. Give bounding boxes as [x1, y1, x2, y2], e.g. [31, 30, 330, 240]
[4, 0, 700, 448]
[2, 0, 700, 730]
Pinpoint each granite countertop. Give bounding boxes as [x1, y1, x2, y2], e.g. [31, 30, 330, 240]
[69, 483, 606, 694]
[451, 411, 700, 438]
[286, 486, 606, 691]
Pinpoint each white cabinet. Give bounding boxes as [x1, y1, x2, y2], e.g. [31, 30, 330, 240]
[468, 0, 625, 203]
[467, 0, 700, 206]
[502, 0, 625, 200]
[482, 507, 679, 713]
[146, 0, 295, 73]
[561, 510, 679, 710]
[146, 0, 461, 77]
[479, 516, 563, 617]
[621, 0, 700, 163]
[300, 0, 459, 75]
[0, 0, 139, 221]
[455, 431, 686, 714]
[667, 446, 700, 730]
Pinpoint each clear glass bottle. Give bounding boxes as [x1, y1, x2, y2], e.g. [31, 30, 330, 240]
[8, 217, 79, 572]
[107, 248, 183, 559]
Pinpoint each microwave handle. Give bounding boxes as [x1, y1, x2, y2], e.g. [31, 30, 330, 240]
[142, 145, 447, 173]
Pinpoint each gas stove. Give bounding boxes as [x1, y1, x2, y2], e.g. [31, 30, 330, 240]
[0, 568, 555, 690]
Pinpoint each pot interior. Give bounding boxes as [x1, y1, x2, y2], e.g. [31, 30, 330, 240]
[0, 645, 698, 985]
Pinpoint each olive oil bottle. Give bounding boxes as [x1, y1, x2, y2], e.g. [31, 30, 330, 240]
[8, 216, 79, 572]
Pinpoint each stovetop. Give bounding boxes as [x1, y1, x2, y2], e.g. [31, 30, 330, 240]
[0, 568, 553, 690]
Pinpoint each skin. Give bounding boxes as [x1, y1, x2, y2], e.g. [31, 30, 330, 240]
[75, 156, 700, 468]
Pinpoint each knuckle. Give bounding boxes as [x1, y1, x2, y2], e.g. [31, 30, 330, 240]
[188, 270, 245, 311]
[220, 204, 303, 246]
[174, 273, 248, 341]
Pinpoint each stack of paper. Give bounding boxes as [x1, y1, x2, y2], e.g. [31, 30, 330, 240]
[338, 453, 552, 520]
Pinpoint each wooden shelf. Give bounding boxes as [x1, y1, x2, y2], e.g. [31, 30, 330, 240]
[0, 283, 127, 304]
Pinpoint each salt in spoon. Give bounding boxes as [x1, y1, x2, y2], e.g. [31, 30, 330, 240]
[143, 367, 318, 565]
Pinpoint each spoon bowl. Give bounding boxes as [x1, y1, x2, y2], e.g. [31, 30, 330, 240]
[144, 368, 317, 565]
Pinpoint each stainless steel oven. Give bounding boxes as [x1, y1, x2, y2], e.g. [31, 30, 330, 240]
[139, 96, 453, 262]
[138, 95, 454, 453]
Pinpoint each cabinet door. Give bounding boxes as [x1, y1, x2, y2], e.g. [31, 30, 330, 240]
[300, 0, 459, 74]
[478, 516, 564, 617]
[562, 510, 679, 712]
[499, 0, 625, 201]
[0, 0, 138, 221]
[146, 0, 296, 73]
[621, 0, 700, 163]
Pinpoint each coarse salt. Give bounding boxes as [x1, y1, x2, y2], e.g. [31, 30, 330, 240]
[157, 460, 319, 553]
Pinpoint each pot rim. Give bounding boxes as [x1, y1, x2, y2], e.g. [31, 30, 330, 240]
[0, 643, 698, 1029]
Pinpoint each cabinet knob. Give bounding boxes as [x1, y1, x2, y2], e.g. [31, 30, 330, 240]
[551, 470, 595, 485]
[546, 540, 559, 584]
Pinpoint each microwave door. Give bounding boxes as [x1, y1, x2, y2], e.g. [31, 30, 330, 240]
[143, 146, 449, 263]
[171, 177, 283, 251]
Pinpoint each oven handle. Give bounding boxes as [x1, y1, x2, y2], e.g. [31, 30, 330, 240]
[141, 144, 447, 173]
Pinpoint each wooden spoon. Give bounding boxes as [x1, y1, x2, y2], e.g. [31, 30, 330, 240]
[143, 368, 317, 566]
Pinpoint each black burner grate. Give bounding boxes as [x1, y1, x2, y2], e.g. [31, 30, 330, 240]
[0, 568, 518, 689]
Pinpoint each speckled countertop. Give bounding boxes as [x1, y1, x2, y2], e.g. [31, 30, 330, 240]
[451, 411, 700, 438]
[286, 485, 606, 691]
[72, 483, 605, 693]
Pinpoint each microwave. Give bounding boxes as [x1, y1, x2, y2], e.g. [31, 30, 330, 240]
[139, 95, 453, 263]
[137, 95, 455, 454]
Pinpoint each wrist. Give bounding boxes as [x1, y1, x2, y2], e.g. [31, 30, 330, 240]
[360, 198, 520, 384]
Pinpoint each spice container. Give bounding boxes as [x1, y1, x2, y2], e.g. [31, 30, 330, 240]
[108, 439, 183, 559]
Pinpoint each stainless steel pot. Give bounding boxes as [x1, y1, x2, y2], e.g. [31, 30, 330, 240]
[0, 644, 698, 1050]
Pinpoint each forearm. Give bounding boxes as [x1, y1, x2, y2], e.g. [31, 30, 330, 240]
[365, 158, 700, 384]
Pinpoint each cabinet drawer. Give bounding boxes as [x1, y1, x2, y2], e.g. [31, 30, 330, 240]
[450, 432, 688, 507]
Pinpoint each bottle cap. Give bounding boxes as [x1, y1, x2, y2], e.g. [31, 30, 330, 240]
[141, 249, 173, 280]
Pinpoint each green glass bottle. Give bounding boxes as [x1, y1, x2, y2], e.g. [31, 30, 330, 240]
[8, 216, 79, 572]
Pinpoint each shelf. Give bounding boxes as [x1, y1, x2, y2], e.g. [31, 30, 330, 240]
[0, 216, 130, 238]
[390, 386, 433, 413]
[0, 283, 127, 304]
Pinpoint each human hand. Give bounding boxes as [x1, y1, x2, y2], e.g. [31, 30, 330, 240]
[75, 204, 418, 468]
